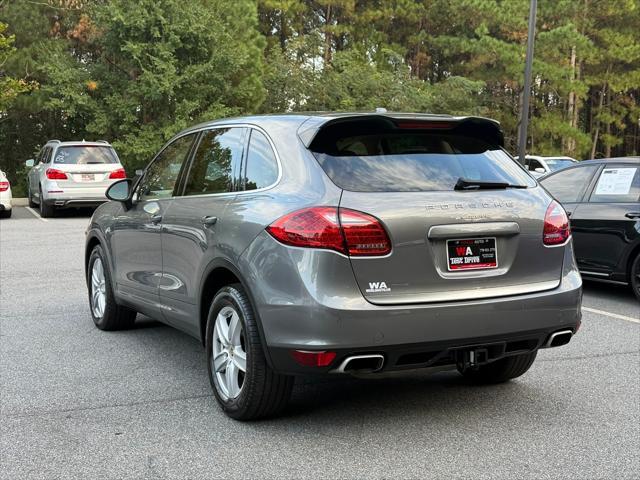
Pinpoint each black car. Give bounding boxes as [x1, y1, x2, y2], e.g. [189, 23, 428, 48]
[540, 157, 640, 300]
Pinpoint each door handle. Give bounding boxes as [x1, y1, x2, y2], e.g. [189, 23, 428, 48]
[150, 214, 163, 224]
[625, 212, 640, 219]
[202, 215, 218, 227]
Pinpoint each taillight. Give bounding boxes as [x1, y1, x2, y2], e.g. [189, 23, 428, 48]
[0, 181, 8, 192]
[543, 200, 571, 246]
[45, 168, 68, 180]
[109, 168, 126, 179]
[266, 207, 391, 256]
[340, 209, 392, 256]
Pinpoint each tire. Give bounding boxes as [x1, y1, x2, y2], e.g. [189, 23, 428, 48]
[0, 209, 11, 219]
[630, 253, 640, 302]
[87, 244, 136, 330]
[458, 351, 537, 384]
[28, 185, 37, 208]
[39, 188, 55, 218]
[206, 284, 293, 421]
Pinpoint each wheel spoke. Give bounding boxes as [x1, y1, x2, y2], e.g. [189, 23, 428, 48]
[216, 312, 231, 345]
[228, 311, 242, 346]
[225, 361, 240, 397]
[213, 351, 227, 373]
[232, 349, 246, 372]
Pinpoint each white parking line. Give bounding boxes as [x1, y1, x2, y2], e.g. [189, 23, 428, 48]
[25, 207, 48, 222]
[583, 306, 639, 324]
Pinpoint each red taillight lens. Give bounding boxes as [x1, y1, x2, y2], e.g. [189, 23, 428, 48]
[340, 209, 392, 256]
[267, 207, 346, 253]
[543, 200, 571, 246]
[266, 207, 391, 256]
[45, 168, 68, 180]
[290, 350, 336, 367]
[0, 181, 8, 192]
[109, 168, 126, 179]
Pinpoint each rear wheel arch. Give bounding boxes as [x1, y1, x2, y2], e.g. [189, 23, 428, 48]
[625, 242, 640, 281]
[198, 260, 274, 368]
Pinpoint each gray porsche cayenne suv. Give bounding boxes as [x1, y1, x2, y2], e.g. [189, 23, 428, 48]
[85, 113, 582, 420]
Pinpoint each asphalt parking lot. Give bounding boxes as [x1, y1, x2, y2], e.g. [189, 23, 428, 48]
[1, 207, 639, 479]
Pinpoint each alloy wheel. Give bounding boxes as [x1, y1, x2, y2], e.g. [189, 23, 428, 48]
[90, 258, 107, 318]
[211, 306, 247, 400]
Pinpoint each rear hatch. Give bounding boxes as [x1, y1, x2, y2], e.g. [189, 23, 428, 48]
[50, 145, 122, 189]
[307, 115, 563, 304]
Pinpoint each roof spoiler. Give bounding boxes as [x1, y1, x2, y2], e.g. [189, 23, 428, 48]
[298, 114, 504, 150]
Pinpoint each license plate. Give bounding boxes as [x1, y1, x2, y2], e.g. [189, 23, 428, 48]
[81, 174, 94, 182]
[446, 237, 498, 271]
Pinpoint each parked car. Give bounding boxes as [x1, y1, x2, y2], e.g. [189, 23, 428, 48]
[540, 157, 640, 300]
[0, 169, 12, 218]
[517, 155, 578, 177]
[25, 140, 126, 217]
[85, 113, 582, 420]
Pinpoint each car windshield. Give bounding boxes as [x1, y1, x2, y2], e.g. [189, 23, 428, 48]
[53, 146, 118, 165]
[545, 159, 574, 172]
[312, 132, 535, 192]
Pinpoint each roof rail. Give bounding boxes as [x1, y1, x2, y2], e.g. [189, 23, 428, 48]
[96, 140, 110, 144]
[47, 139, 61, 144]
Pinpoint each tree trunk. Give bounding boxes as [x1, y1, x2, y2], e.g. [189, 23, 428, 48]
[323, 4, 332, 68]
[566, 46, 577, 154]
[590, 66, 610, 159]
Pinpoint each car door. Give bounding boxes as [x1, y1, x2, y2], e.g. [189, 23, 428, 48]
[159, 126, 246, 337]
[109, 132, 197, 319]
[539, 163, 600, 219]
[569, 163, 640, 277]
[30, 147, 49, 197]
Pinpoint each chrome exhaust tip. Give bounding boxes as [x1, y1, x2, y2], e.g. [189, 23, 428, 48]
[545, 329, 573, 348]
[332, 354, 384, 373]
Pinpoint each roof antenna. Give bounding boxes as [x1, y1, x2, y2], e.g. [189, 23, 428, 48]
[375, 107, 387, 113]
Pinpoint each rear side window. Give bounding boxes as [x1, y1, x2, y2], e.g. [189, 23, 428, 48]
[243, 130, 278, 190]
[540, 165, 598, 203]
[53, 146, 118, 165]
[310, 128, 534, 192]
[183, 127, 245, 196]
[589, 166, 640, 203]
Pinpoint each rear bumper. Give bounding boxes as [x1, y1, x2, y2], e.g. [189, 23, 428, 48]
[0, 192, 11, 210]
[44, 197, 107, 208]
[241, 232, 582, 375]
[42, 181, 109, 207]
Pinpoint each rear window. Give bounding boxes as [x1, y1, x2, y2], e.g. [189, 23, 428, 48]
[53, 146, 118, 165]
[545, 158, 575, 172]
[311, 131, 534, 192]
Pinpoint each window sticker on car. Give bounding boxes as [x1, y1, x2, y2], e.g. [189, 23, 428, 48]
[595, 168, 637, 195]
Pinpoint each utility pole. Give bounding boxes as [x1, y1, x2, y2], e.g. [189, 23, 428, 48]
[517, 0, 538, 164]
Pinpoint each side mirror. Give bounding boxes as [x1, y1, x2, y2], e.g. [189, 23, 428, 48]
[106, 178, 133, 208]
[534, 167, 546, 173]
[25, 159, 35, 168]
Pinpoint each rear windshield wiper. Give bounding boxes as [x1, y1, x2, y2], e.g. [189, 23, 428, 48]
[454, 178, 527, 191]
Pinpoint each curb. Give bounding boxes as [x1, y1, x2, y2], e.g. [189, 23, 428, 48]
[12, 198, 28, 207]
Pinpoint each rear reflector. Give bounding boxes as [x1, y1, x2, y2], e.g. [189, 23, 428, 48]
[290, 350, 336, 367]
[266, 207, 391, 256]
[543, 200, 571, 246]
[0, 181, 8, 192]
[45, 168, 68, 180]
[109, 168, 126, 179]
